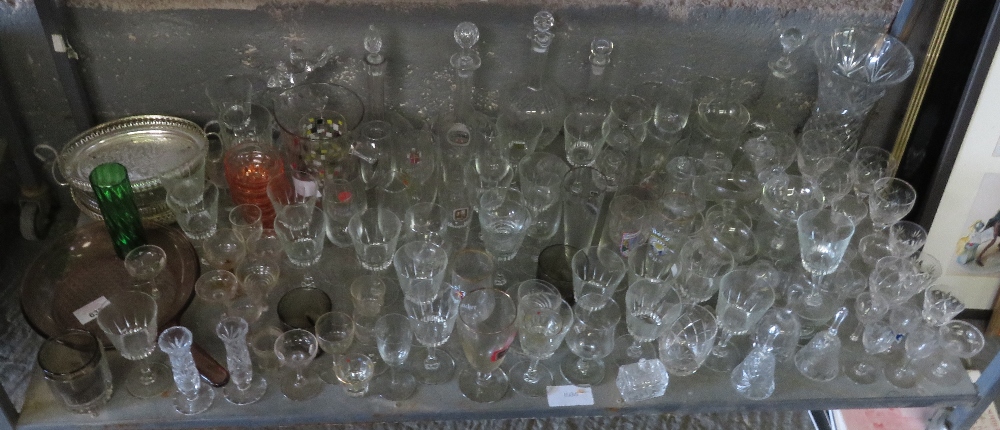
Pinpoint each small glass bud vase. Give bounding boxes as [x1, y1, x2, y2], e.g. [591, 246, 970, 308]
[216, 317, 268, 405]
[158, 326, 216, 415]
[88, 162, 147, 259]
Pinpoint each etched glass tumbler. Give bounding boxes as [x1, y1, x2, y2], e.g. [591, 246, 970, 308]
[478, 187, 531, 261]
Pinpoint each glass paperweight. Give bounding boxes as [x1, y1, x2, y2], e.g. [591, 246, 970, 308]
[616, 358, 668, 403]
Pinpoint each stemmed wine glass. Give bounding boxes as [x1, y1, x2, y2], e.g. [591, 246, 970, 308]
[403, 282, 461, 385]
[393, 240, 449, 306]
[922, 288, 965, 326]
[509, 291, 573, 397]
[614, 279, 683, 365]
[847, 291, 890, 342]
[658, 304, 718, 376]
[560, 294, 622, 385]
[571, 246, 627, 309]
[457, 288, 518, 403]
[868, 177, 917, 230]
[124, 244, 169, 300]
[96, 290, 172, 398]
[373, 313, 417, 401]
[314, 311, 355, 384]
[888, 220, 927, 257]
[274, 203, 326, 288]
[796, 208, 855, 305]
[704, 269, 776, 372]
[274, 329, 323, 400]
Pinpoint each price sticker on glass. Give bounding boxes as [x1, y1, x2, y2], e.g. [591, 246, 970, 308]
[545, 385, 595, 407]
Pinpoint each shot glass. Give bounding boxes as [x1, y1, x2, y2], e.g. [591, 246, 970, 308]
[334, 353, 375, 397]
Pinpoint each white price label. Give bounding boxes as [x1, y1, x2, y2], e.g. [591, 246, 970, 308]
[73, 296, 111, 325]
[546, 385, 595, 407]
[293, 177, 320, 198]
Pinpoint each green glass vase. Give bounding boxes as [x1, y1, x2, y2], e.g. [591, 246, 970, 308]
[88, 162, 147, 258]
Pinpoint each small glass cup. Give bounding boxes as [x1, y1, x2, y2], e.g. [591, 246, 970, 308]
[202, 228, 247, 272]
[166, 179, 220, 241]
[350, 275, 387, 317]
[334, 353, 375, 397]
[229, 204, 263, 245]
[348, 208, 402, 272]
[478, 187, 531, 261]
[564, 111, 608, 167]
[449, 248, 495, 295]
[37, 330, 114, 416]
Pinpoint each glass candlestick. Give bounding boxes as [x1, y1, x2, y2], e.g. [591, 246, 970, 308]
[216, 317, 268, 405]
[88, 162, 147, 259]
[158, 326, 216, 415]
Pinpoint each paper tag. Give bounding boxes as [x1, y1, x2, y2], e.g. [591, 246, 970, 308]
[73, 296, 111, 325]
[546, 385, 594, 407]
[293, 177, 320, 198]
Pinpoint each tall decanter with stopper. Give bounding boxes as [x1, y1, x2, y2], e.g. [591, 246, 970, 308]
[502, 11, 567, 149]
[433, 22, 487, 252]
[573, 37, 614, 115]
[363, 25, 415, 133]
[749, 28, 814, 134]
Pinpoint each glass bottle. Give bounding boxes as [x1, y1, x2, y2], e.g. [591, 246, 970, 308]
[573, 37, 614, 115]
[158, 326, 216, 415]
[731, 324, 779, 400]
[216, 316, 267, 405]
[363, 25, 414, 133]
[88, 162, 147, 259]
[502, 11, 567, 149]
[794, 307, 848, 382]
[749, 28, 814, 134]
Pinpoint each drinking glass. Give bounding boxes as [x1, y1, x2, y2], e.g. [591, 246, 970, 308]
[229, 204, 263, 245]
[850, 146, 898, 197]
[797, 208, 855, 287]
[509, 292, 573, 397]
[205, 74, 253, 128]
[314, 311, 355, 384]
[794, 307, 848, 382]
[96, 291, 172, 398]
[166, 179, 220, 241]
[888, 220, 927, 257]
[195, 269, 239, 325]
[674, 235, 735, 303]
[202, 228, 247, 272]
[496, 113, 544, 164]
[571, 246, 627, 309]
[615, 279, 682, 365]
[796, 129, 846, 177]
[923, 288, 965, 326]
[741, 132, 796, 178]
[449, 248, 495, 295]
[235, 253, 281, 309]
[560, 294, 621, 385]
[404, 283, 461, 384]
[37, 330, 113, 415]
[401, 202, 447, 247]
[334, 353, 375, 397]
[478, 187, 531, 261]
[808, 157, 854, 204]
[848, 291, 890, 342]
[598, 194, 649, 259]
[393, 240, 449, 305]
[704, 269, 776, 372]
[274, 328, 323, 400]
[626, 242, 678, 287]
[267, 170, 321, 216]
[562, 167, 610, 250]
[323, 177, 367, 248]
[519, 152, 571, 239]
[658, 304, 718, 376]
[88, 162, 147, 259]
[248, 325, 283, 372]
[884, 322, 940, 389]
[832, 194, 869, 228]
[868, 177, 917, 230]
[348, 208, 402, 272]
[603, 95, 652, 152]
[274, 204, 326, 288]
[593, 146, 632, 192]
[564, 111, 608, 167]
[123, 244, 169, 300]
[350, 275, 386, 318]
[457, 288, 518, 403]
[373, 313, 417, 400]
[759, 173, 824, 225]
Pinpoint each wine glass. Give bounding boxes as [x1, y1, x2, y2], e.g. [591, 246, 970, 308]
[850, 146, 898, 197]
[404, 282, 461, 385]
[626, 242, 679, 287]
[674, 235, 735, 303]
[478, 187, 532, 262]
[704, 269, 776, 372]
[449, 248, 495, 295]
[848, 291, 890, 342]
[922, 288, 965, 326]
[229, 204, 263, 245]
[273, 328, 323, 401]
[602, 95, 652, 152]
[266, 170, 320, 216]
[457, 288, 517, 403]
[741, 131, 796, 178]
[884, 322, 940, 389]
[373, 313, 417, 401]
[888, 220, 927, 257]
[560, 294, 622, 385]
[123, 244, 169, 300]
[322, 177, 367, 248]
[393, 240, 449, 305]
[518, 152, 571, 240]
[564, 111, 608, 167]
[404, 202, 448, 246]
[95, 290, 172, 398]
[868, 177, 917, 230]
[658, 304, 718, 376]
[796, 208, 855, 305]
[571, 246, 627, 309]
[759, 173, 825, 225]
[273, 204, 326, 288]
[509, 292, 573, 397]
[348, 208, 402, 272]
[615, 279, 682, 365]
[796, 129, 846, 177]
[202, 228, 247, 272]
[314, 311, 355, 384]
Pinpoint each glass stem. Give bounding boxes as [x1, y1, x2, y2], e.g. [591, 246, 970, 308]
[294, 369, 307, 386]
[137, 355, 156, 385]
[475, 370, 493, 386]
[523, 359, 542, 384]
[713, 331, 734, 357]
[627, 337, 645, 359]
[849, 322, 864, 342]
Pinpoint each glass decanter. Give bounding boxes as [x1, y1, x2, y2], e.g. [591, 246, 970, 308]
[749, 28, 814, 134]
[731, 324, 779, 400]
[216, 316, 267, 405]
[501, 11, 567, 149]
[571, 37, 614, 116]
[794, 307, 848, 382]
[362, 25, 413, 132]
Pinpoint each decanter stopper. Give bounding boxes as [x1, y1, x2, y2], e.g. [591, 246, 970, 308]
[529, 11, 555, 53]
[770, 28, 805, 77]
[158, 326, 216, 415]
[450, 22, 482, 78]
[589, 38, 613, 74]
[364, 25, 384, 66]
[216, 317, 268, 405]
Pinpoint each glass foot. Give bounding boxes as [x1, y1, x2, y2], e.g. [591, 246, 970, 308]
[884, 363, 920, 389]
[374, 370, 418, 401]
[843, 356, 881, 385]
[560, 356, 606, 386]
[315, 354, 340, 384]
[704, 342, 744, 373]
[173, 382, 216, 415]
[279, 371, 324, 401]
[458, 368, 509, 403]
[508, 360, 552, 398]
[612, 335, 657, 366]
[126, 362, 173, 398]
[224, 375, 268, 405]
[410, 348, 456, 385]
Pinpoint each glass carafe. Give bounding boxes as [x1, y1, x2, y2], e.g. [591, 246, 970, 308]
[749, 28, 814, 134]
[362, 25, 414, 132]
[572, 37, 614, 116]
[501, 11, 567, 149]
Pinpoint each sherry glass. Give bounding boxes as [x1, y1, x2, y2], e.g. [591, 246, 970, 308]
[796, 208, 855, 305]
[457, 288, 517, 403]
[348, 208, 402, 272]
[124, 244, 169, 300]
[393, 240, 449, 305]
[404, 202, 448, 246]
[794, 307, 848, 382]
[96, 291, 172, 398]
[404, 282, 461, 385]
[888, 220, 928, 257]
[314, 311, 355, 384]
[229, 204, 263, 245]
[923, 288, 965, 326]
[850, 146, 898, 197]
[195, 269, 239, 325]
[868, 177, 917, 230]
[564, 111, 608, 167]
[202, 228, 247, 272]
[215, 316, 267, 405]
[509, 292, 573, 397]
[658, 304, 718, 376]
[571, 246, 627, 309]
[560, 294, 621, 386]
[274, 328, 323, 401]
[705, 269, 776, 372]
[615, 279, 682, 365]
[848, 291, 890, 342]
[274, 204, 326, 288]
[373, 313, 417, 400]
[322, 177, 367, 248]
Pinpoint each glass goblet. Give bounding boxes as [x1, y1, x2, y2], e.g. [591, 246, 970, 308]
[124, 244, 169, 300]
[229, 204, 263, 245]
[674, 235, 735, 303]
[404, 283, 461, 385]
[509, 292, 573, 397]
[848, 291, 890, 342]
[194, 269, 239, 325]
[843, 319, 895, 385]
[457, 288, 517, 403]
[615, 279, 682, 365]
[704, 269, 776, 372]
[348, 208, 402, 272]
[373, 313, 417, 401]
[796, 208, 855, 306]
[658, 304, 718, 376]
[404, 202, 448, 246]
[518, 152, 570, 240]
[922, 288, 965, 326]
[759, 173, 825, 225]
[888, 220, 927, 257]
[478, 187, 532, 262]
[571, 246, 627, 309]
[868, 177, 917, 230]
[96, 291, 172, 398]
[560, 294, 622, 386]
[322, 177, 367, 248]
[884, 322, 940, 389]
[393, 240, 449, 305]
[274, 203, 326, 288]
[314, 311, 355, 384]
[202, 228, 247, 272]
[273, 328, 323, 401]
[850, 146, 898, 197]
